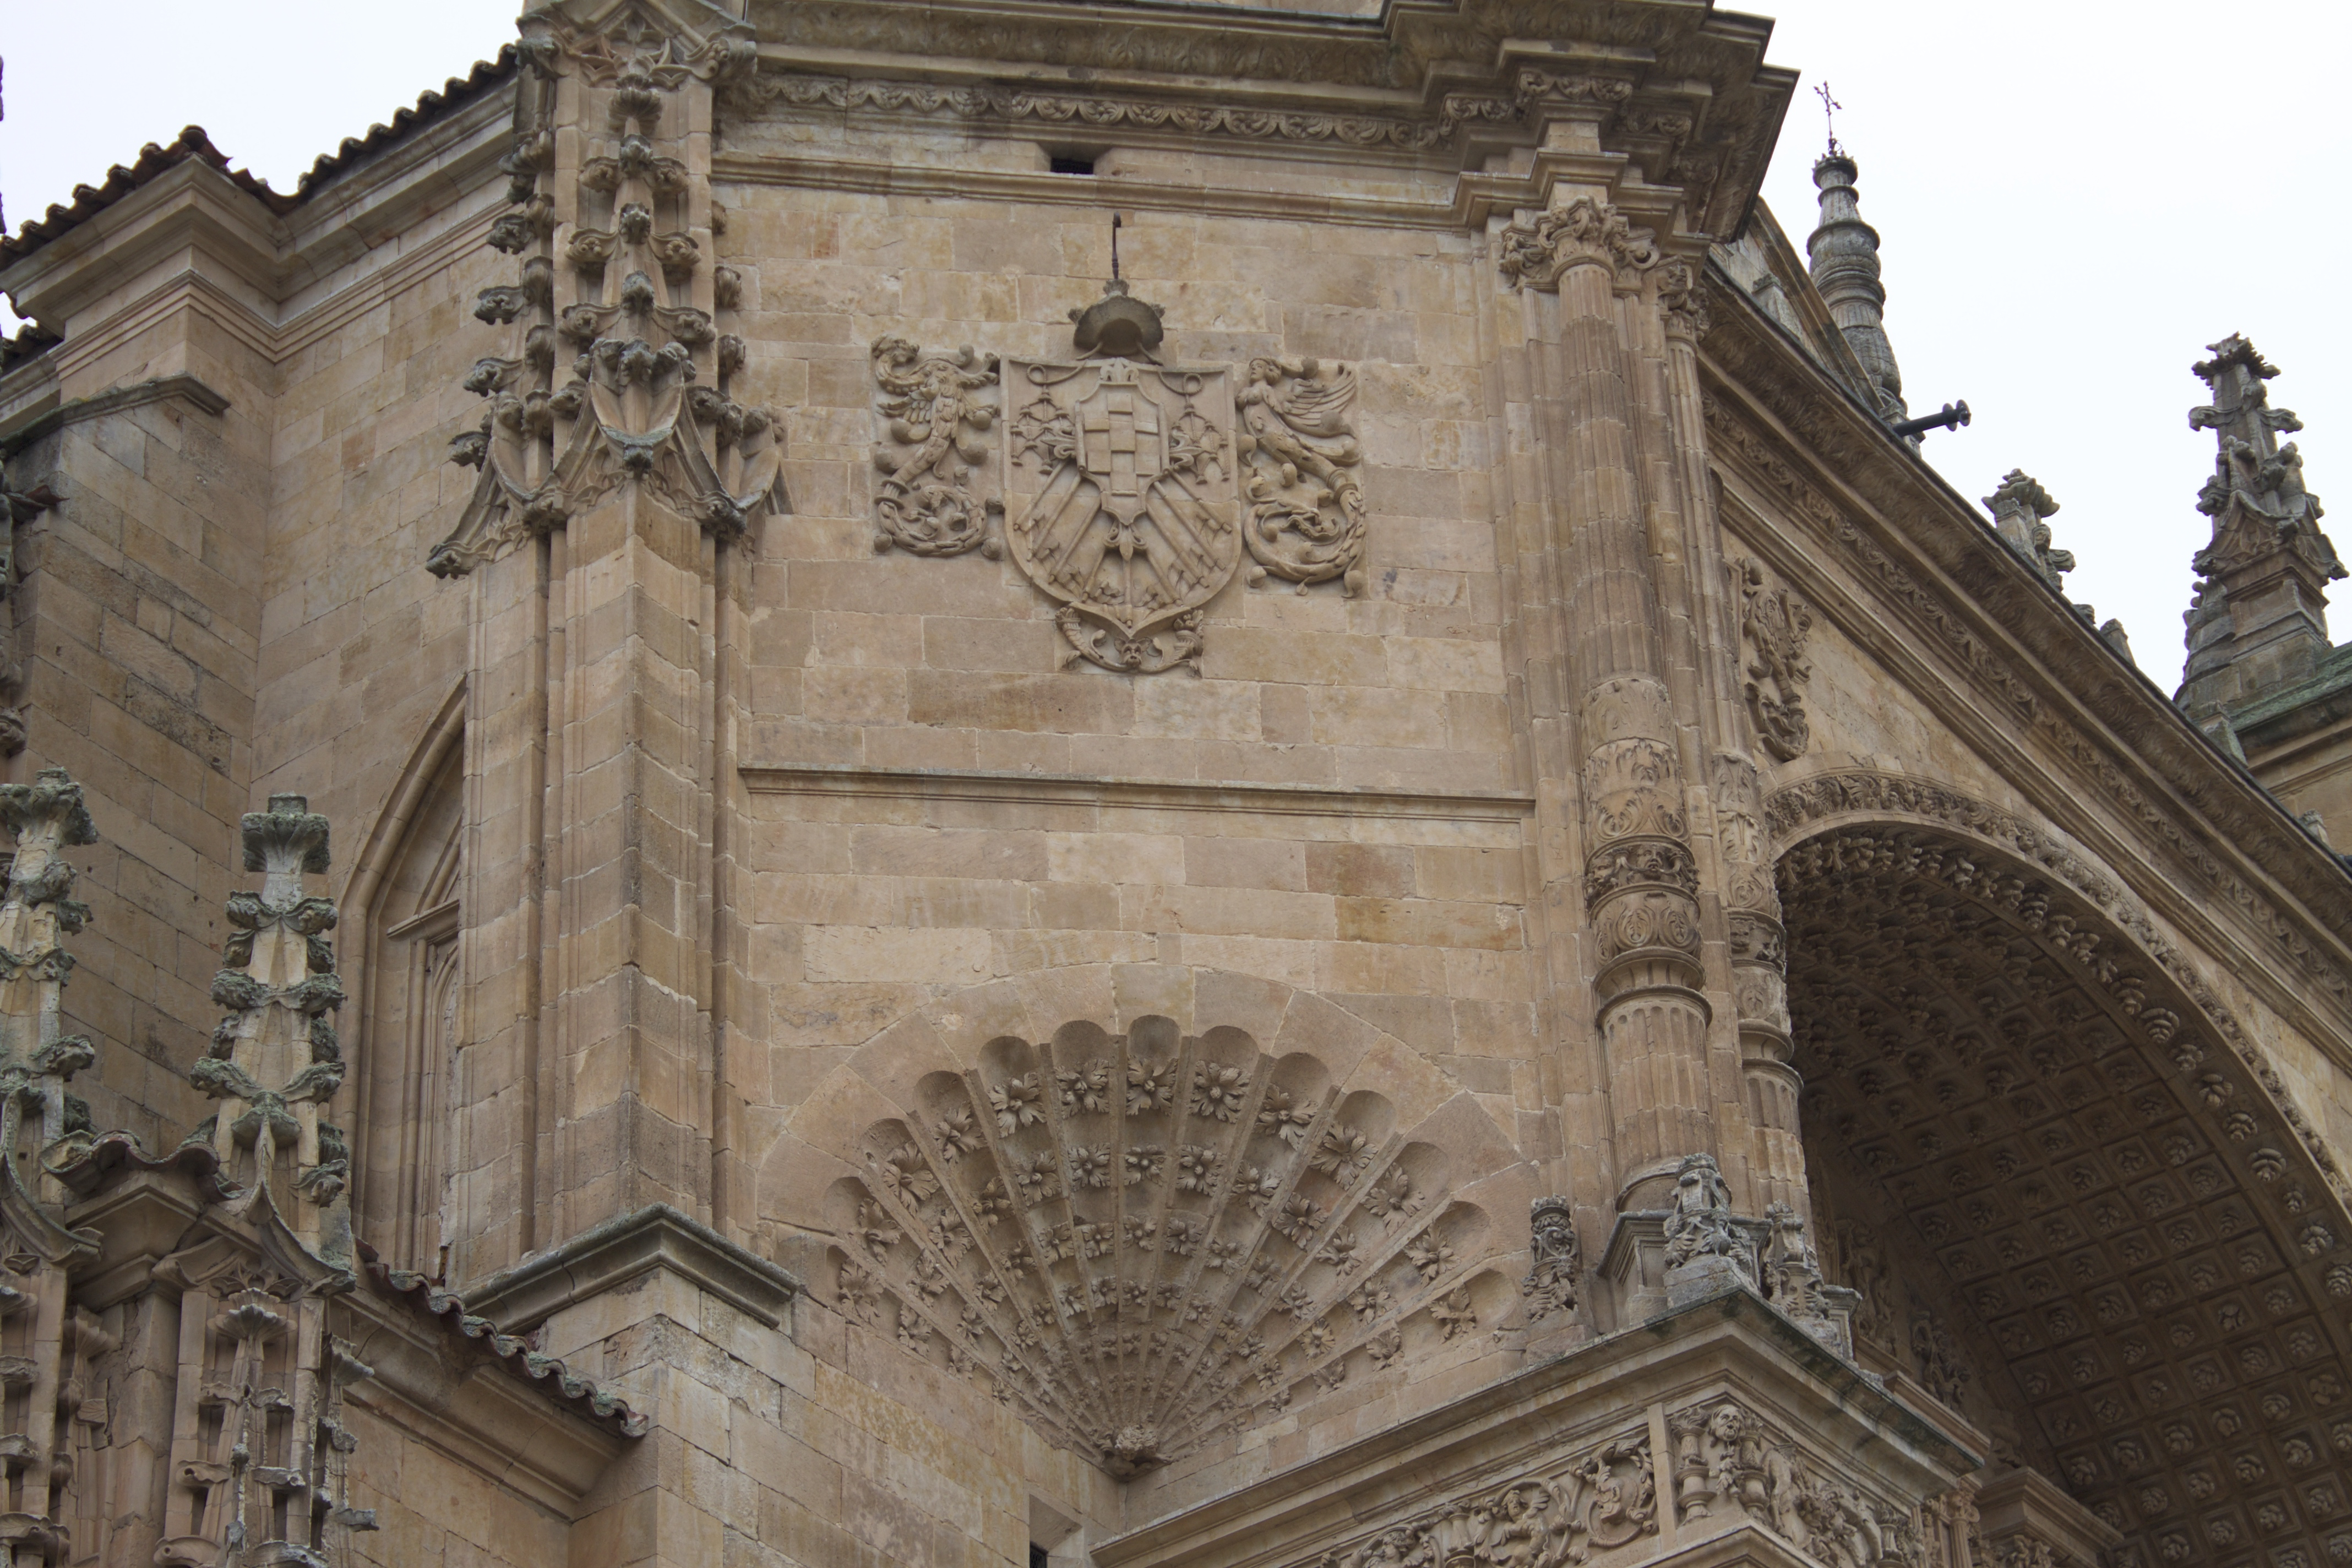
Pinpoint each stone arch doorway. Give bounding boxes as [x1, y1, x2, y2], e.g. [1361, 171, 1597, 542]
[1773, 799, 2352, 1567]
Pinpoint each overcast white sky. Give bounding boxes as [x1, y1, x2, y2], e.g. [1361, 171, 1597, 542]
[4, 1, 2343, 692]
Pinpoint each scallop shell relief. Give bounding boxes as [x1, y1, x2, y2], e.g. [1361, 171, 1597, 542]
[824, 1016, 1502, 1474]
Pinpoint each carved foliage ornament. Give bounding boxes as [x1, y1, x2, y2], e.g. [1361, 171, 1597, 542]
[1731, 557, 1813, 762]
[1237, 357, 1368, 596]
[433, 8, 780, 578]
[1311, 1429, 1656, 1567]
[1668, 1398, 1909, 1568]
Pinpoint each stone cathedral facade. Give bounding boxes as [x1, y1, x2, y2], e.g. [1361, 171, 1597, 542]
[1, 1, 2350, 1565]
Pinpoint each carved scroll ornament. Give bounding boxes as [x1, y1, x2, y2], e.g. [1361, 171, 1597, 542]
[1731, 557, 1814, 762]
[1236, 357, 1368, 596]
[870, 337, 1003, 557]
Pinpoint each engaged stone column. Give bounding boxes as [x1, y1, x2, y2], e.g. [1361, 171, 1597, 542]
[1500, 198, 1713, 1215]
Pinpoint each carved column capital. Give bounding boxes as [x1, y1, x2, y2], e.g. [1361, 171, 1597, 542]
[1499, 196, 1660, 293]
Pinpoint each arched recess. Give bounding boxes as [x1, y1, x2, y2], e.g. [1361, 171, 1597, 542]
[343, 685, 466, 1276]
[1773, 781, 2352, 1568]
[759, 968, 1544, 1483]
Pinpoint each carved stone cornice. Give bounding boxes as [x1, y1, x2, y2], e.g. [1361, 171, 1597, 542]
[737, 0, 1794, 238]
[456, 1201, 801, 1330]
[1698, 266, 2352, 1066]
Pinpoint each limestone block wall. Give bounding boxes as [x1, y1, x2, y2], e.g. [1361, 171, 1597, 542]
[723, 167, 1528, 1115]
[4, 374, 270, 1145]
[342, 1401, 572, 1567]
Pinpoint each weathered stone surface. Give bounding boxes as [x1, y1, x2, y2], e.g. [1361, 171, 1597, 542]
[6, 0, 2352, 1564]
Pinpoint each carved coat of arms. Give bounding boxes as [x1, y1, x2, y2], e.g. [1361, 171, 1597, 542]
[1001, 288, 1240, 673]
[869, 277, 1368, 672]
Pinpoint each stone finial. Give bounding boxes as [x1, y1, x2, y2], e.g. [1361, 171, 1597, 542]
[192, 793, 353, 1275]
[2180, 335, 2342, 711]
[2189, 335, 2335, 568]
[1806, 151, 1905, 421]
[1983, 470, 2076, 591]
[1521, 1195, 1582, 1322]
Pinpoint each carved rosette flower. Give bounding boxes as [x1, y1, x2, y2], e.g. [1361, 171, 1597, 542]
[1498, 197, 1660, 292]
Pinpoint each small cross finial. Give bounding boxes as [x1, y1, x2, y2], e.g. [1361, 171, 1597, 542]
[1815, 81, 1843, 155]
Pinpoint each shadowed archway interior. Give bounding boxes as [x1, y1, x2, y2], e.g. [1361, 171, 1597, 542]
[1781, 823, 2352, 1568]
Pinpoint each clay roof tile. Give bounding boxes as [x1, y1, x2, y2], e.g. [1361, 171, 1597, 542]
[1, 47, 515, 272]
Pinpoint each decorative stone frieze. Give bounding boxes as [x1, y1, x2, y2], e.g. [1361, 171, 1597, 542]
[1310, 1427, 1657, 1567]
[1668, 1396, 1912, 1565]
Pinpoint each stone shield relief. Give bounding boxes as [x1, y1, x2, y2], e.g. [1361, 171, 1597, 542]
[1003, 358, 1241, 674]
